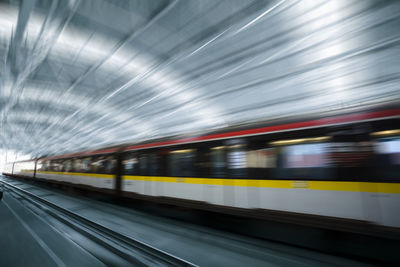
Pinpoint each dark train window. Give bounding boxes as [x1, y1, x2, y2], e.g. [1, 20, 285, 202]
[103, 156, 116, 174]
[123, 153, 139, 175]
[83, 156, 114, 174]
[91, 156, 112, 173]
[157, 150, 168, 176]
[139, 154, 148, 175]
[210, 146, 226, 177]
[168, 149, 196, 177]
[148, 153, 159, 176]
[195, 147, 212, 177]
[331, 141, 374, 180]
[330, 142, 373, 167]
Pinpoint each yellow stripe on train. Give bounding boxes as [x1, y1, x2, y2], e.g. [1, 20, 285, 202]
[33, 171, 400, 194]
[123, 175, 400, 194]
[36, 170, 113, 179]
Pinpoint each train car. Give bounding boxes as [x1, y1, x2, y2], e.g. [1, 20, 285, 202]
[3, 162, 14, 176]
[12, 160, 36, 178]
[34, 148, 119, 191]
[4, 107, 400, 228]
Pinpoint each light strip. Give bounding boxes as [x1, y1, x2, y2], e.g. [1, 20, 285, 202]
[170, 149, 195, 154]
[228, 144, 244, 149]
[269, 136, 330, 146]
[370, 129, 400, 137]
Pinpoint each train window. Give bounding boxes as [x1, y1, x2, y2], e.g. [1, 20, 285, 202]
[104, 157, 116, 174]
[373, 136, 400, 180]
[36, 161, 42, 171]
[38, 162, 43, 171]
[211, 146, 226, 178]
[331, 142, 373, 168]
[50, 161, 62, 172]
[156, 150, 169, 176]
[270, 136, 333, 180]
[375, 138, 400, 164]
[40, 161, 48, 171]
[330, 136, 374, 180]
[148, 153, 159, 176]
[139, 154, 148, 176]
[47, 161, 52, 171]
[168, 149, 195, 177]
[247, 148, 276, 168]
[227, 143, 247, 178]
[87, 157, 98, 173]
[195, 147, 212, 177]
[74, 158, 90, 173]
[64, 160, 72, 172]
[59, 160, 65, 172]
[80, 158, 91, 173]
[58, 161, 63, 171]
[93, 156, 115, 174]
[73, 159, 82, 172]
[91, 157, 111, 173]
[58, 160, 65, 172]
[246, 148, 276, 179]
[68, 159, 75, 172]
[123, 153, 139, 175]
[92, 156, 105, 173]
[284, 143, 330, 168]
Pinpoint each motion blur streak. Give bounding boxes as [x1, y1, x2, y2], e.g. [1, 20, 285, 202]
[0, 0, 399, 158]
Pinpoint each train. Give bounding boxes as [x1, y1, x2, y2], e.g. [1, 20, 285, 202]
[3, 106, 400, 228]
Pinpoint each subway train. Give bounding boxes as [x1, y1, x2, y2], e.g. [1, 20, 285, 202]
[3, 106, 400, 228]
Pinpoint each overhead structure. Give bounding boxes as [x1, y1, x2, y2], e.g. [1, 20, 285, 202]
[0, 0, 399, 157]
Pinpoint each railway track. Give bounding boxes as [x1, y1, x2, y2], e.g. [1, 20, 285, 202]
[0, 179, 196, 267]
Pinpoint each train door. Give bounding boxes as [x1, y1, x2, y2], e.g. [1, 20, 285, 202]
[331, 127, 379, 223]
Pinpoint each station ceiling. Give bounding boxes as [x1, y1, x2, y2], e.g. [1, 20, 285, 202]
[0, 0, 399, 157]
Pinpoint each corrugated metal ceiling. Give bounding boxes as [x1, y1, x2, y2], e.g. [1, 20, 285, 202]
[0, 0, 399, 157]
